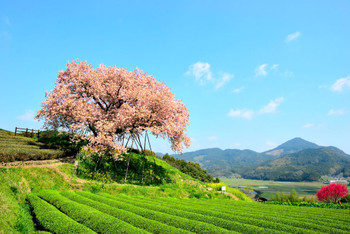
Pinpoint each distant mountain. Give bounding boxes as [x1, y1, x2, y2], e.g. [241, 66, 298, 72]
[175, 148, 274, 177]
[174, 137, 350, 180]
[263, 137, 320, 157]
[243, 147, 350, 181]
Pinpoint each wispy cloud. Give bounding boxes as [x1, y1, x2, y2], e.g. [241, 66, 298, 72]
[186, 62, 233, 89]
[259, 97, 284, 114]
[185, 62, 212, 84]
[255, 64, 268, 76]
[232, 87, 244, 94]
[302, 123, 314, 128]
[208, 136, 218, 141]
[271, 64, 279, 70]
[227, 109, 254, 119]
[285, 31, 301, 43]
[228, 97, 284, 120]
[328, 108, 346, 116]
[17, 110, 37, 122]
[215, 72, 234, 90]
[232, 142, 241, 147]
[330, 76, 350, 92]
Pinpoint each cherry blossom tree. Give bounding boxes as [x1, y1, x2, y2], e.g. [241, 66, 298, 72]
[316, 183, 348, 203]
[36, 60, 190, 156]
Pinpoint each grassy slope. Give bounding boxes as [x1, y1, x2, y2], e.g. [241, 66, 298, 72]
[0, 156, 246, 232]
[0, 133, 248, 232]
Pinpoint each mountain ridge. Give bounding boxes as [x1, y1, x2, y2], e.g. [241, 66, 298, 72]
[174, 137, 350, 180]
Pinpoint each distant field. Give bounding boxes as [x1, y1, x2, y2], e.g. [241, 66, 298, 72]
[221, 178, 327, 199]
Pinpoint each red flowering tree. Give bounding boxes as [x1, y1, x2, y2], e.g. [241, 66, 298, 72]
[36, 60, 190, 156]
[316, 183, 348, 203]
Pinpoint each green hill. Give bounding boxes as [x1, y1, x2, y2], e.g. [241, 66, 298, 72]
[263, 137, 320, 157]
[0, 133, 251, 233]
[175, 148, 273, 177]
[175, 138, 349, 180]
[243, 147, 350, 181]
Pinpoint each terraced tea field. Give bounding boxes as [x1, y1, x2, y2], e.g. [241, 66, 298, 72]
[29, 190, 350, 233]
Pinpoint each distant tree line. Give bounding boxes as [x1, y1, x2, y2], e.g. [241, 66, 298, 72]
[162, 154, 219, 183]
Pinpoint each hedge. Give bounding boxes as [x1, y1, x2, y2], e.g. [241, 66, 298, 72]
[27, 194, 95, 234]
[37, 190, 148, 234]
[76, 191, 233, 234]
[61, 191, 192, 234]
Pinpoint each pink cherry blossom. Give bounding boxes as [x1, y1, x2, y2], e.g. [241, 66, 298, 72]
[37, 60, 190, 154]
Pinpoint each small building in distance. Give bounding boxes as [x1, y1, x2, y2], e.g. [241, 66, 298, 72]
[324, 179, 348, 184]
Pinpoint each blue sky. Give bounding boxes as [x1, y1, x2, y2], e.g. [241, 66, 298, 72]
[1, 0, 349, 154]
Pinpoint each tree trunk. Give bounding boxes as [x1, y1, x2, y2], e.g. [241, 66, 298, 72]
[124, 154, 131, 183]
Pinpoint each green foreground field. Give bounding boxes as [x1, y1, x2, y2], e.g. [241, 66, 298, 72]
[221, 178, 328, 199]
[28, 190, 350, 233]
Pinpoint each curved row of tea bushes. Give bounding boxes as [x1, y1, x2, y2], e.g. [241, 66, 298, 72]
[153, 197, 350, 232]
[125, 195, 349, 233]
[265, 201, 350, 209]
[60, 191, 192, 234]
[102, 193, 290, 234]
[27, 194, 95, 234]
[37, 190, 148, 234]
[76, 191, 234, 234]
[158, 197, 350, 223]
[113, 194, 326, 234]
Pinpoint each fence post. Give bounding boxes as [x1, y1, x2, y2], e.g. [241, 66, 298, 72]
[31, 129, 34, 137]
[15, 127, 17, 136]
[37, 130, 40, 138]
[25, 128, 28, 137]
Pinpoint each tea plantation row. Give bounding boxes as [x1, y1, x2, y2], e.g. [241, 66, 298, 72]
[29, 190, 350, 233]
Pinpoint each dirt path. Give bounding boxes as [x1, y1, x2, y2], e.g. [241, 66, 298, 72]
[225, 192, 239, 200]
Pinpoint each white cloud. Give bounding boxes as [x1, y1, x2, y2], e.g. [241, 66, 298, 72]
[208, 136, 218, 141]
[17, 110, 37, 122]
[228, 97, 284, 120]
[271, 64, 279, 70]
[232, 142, 241, 147]
[259, 97, 284, 114]
[186, 62, 233, 89]
[255, 64, 268, 76]
[232, 87, 244, 93]
[330, 76, 350, 92]
[185, 62, 212, 84]
[285, 31, 301, 43]
[215, 72, 234, 90]
[328, 108, 346, 116]
[303, 123, 314, 128]
[227, 109, 254, 119]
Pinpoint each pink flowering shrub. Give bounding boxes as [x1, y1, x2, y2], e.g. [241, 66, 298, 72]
[316, 183, 348, 203]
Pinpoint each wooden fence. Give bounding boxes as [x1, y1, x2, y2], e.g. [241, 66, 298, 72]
[15, 127, 41, 138]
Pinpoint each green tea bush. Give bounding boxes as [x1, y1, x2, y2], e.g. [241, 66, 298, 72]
[61, 191, 190, 234]
[27, 194, 95, 234]
[78, 191, 231, 233]
[37, 190, 147, 234]
[264, 201, 350, 209]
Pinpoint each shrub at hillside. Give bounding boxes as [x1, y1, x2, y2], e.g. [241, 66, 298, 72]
[162, 154, 219, 183]
[316, 183, 348, 203]
[38, 131, 87, 156]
